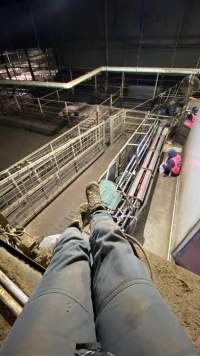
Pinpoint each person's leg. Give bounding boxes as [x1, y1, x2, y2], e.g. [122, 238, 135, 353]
[1, 227, 96, 356]
[90, 210, 197, 356]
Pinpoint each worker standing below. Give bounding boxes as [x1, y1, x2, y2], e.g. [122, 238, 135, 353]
[183, 106, 198, 129]
[160, 148, 182, 177]
[1, 182, 197, 356]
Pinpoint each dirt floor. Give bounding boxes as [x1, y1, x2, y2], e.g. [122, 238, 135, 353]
[140, 251, 200, 352]
[0, 247, 41, 346]
[26, 135, 128, 237]
[0, 124, 52, 171]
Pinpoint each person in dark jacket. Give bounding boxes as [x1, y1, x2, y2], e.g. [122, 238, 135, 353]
[160, 149, 182, 177]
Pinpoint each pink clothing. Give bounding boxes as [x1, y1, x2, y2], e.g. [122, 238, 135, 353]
[171, 154, 182, 175]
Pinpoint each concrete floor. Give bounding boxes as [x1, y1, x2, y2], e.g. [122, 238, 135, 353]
[0, 124, 51, 171]
[143, 174, 177, 259]
[2, 119, 178, 260]
[26, 135, 127, 237]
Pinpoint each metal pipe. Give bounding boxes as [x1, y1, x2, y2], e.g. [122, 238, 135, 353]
[153, 73, 159, 99]
[128, 127, 163, 198]
[0, 65, 200, 90]
[0, 269, 28, 306]
[0, 67, 104, 89]
[136, 129, 167, 202]
[104, 66, 200, 75]
[0, 284, 22, 317]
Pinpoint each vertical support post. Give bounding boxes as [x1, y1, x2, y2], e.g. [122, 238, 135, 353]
[95, 126, 99, 146]
[69, 68, 74, 94]
[17, 51, 27, 80]
[24, 49, 35, 81]
[105, 71, 108, 93]
[96, 105, 100, 124]
[1, 54, 11, 79]
[122, 109, 126, 133]
[110, 94, 113, 108]
[64, 101, 70, 125]
[109, 94, 113, 115]
[5, 65, 12, 79]
[165, 87, 172, 102]
[5, 51, 17, 79]
[37, 98, 44, 116]
[14, 95, 21, 112]
[109, 116, 114, 145]
[72, 145, 78, 172]
[56, 90, 60, 101]
[50, 143, 60, 178]
[45, 48, 53, 79]
[94, 75, 97, 92]
[110, 94, 113, 107]
[120, 72, 125, 98]
[78, 125, 83, 150]
[153, 73, 159, 99]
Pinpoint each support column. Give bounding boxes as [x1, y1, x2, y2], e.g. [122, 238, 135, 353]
[37, 98, 44, 116]
[153, 73, 159, 99]
[120, 72, 125, 98]
[14, 95, 21, 112]
[69, 68, 74, 94]
[94, 75, 97, 92]
[24, 49, 35, 81]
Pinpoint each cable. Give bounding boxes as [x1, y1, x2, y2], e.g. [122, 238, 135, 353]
[124, 232, 154, 282]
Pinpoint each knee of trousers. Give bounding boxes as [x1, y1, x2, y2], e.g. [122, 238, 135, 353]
[1, 292, 96, 356]
[95, 283, 197, 356]
[91, 218, 123, 239]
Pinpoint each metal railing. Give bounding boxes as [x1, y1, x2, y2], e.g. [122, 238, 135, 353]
[100, 112, 168, 232]
[0, 123, 105, 226]
[103, 114, 158, 182]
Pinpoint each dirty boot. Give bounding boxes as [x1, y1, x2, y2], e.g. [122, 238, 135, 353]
[86, 182, 105, 214]
[69, 202, 90, 231]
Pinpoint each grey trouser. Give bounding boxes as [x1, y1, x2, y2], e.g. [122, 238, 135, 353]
[1, 211, 197, 356]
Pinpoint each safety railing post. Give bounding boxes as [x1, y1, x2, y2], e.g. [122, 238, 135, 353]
[96, 105, 100, 124]
[109, 116, 114, 145]
[110, 94, 113, 107]
[37, 98, 44, 116]
[120, 72, 125, 98]
[109, 94, 113, 115]
[94, 75, 97, 92]
[69, 68, 74, 94]
[64, 101, 70, 124]
[72, 144, 78, 172]
[153, 73, 159, 99]
[14, 95, 21, 112]
[78, 125, 83, 151]
[56, 90, 60, 101]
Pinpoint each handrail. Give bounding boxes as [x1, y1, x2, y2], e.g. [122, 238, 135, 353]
[0, 66, 200, 90]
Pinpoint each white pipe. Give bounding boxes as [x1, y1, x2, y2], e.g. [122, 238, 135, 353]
[0, 269, 28, 305]
[0, 284, 22, 317]
[0, 67, 104, 90]
[0, 66, 200, 90]
[105, 66, 200, 74]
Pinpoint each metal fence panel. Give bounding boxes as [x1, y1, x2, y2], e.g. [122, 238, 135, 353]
[0, 123, 105, 226]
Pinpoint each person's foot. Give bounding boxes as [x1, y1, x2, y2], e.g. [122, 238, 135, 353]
[69, 202, 90, 231]
[86, 181, 105, 213]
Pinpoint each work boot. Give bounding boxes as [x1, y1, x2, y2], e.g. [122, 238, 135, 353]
[86, 181, 105, 214]
[69, 202, 90, 231]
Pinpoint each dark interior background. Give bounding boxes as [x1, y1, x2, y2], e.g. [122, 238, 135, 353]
[0, 0, 200, 68]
